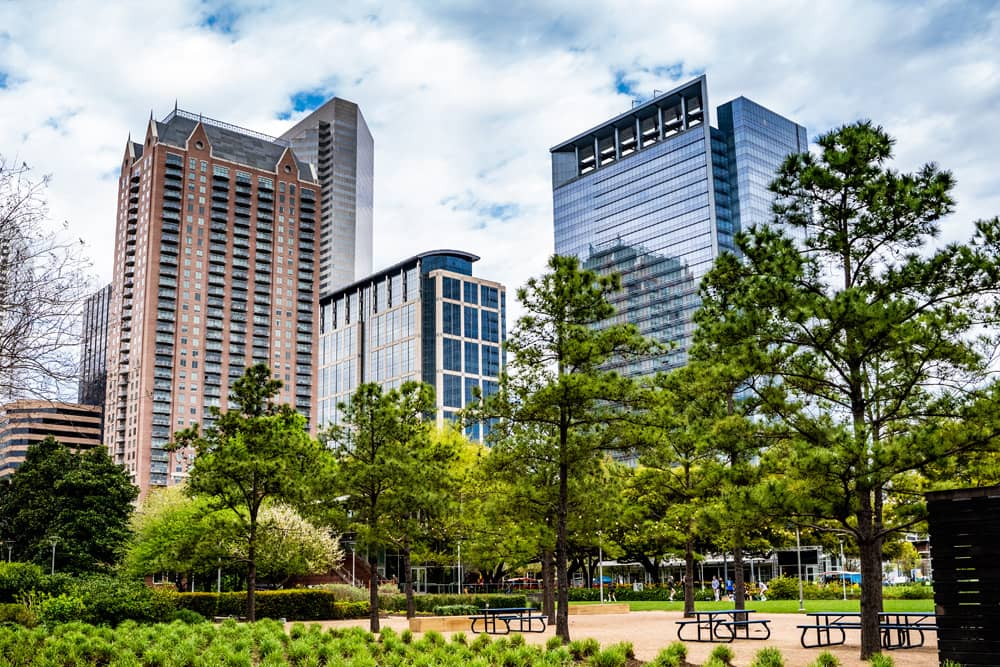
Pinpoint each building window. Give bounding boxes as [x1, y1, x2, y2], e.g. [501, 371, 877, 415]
[464, 307, 478, 338]
[443, 374, 462, 408]
[442, 277, 460, 301]
[482, 345, 500, 376]
[442, 303, 461, 336]
[464, 342, 479, 374]
[463, 282, 478, 304]
[443, 338, 461, 372]
[481, 311, 499, 343]
[481, 286, 499, 309]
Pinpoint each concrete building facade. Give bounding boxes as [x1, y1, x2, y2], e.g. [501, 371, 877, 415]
[280, 98, 373, 296]
[0, 401, 102, 479]
[104, 108, 319, 495]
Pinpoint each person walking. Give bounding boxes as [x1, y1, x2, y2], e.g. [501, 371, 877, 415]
[725, 578, 734, 601]
[758, 579, 768, 601]
[711, 575, 720, 601]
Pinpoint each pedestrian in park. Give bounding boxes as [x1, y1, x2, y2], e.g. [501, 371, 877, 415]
[758, 579, 768, 601]
[711, 575, 720, 601]
[725, 578, 734, 601]
[667, 575, 676, 601]
[608, 581, 617, 602]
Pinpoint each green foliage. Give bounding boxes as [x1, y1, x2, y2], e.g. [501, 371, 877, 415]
[868, 654, 894, 667]
[36, 593, 86, 624]
[710, 643, 735, 664]
[431, 604, 480, 616]
[545, 635, 564, 651]
[0, 601, 36, 626]
[589, 644, 628, 667]
[882, 584, 934, 600]
[172, 364, 327, 622]
[567, 637, 600, 660]
[0, 436, 138, 573]
[70, 575, 176, 625]
[765, 576, 844, 600]
[0, 562, 44, 603]
[172, 590, 369, 621]
[648, 641, 687, 667]
[809, 651, 840, 667]
[749, 647, 785, 667]
[169, 608, 206, 625]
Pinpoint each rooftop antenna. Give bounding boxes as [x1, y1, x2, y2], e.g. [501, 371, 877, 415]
[653, 89, 663, 97]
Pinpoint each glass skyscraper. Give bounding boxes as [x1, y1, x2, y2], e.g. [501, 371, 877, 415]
[551, 76, 806, 375]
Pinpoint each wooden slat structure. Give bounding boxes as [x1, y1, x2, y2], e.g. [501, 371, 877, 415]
[926, 485, 1000, 665]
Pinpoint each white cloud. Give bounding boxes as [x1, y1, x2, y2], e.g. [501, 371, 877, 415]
[0, 0, 997, 331]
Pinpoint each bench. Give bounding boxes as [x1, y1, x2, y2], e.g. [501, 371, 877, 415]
[468, 608, 546, 634]
[798, 616, 937, 650]
[716, 618, 771, 641]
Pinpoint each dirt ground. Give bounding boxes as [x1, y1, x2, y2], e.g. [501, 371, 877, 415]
[300, 610, 938, 667]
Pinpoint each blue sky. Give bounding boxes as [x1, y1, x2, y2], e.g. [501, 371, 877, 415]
[0, 0, 998, 325]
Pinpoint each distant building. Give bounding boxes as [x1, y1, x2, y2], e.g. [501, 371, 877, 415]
[0, 401, 102, 479]
[551, 75, 806, 374]
[316, 250, 505, 442]
[104, 107, 319, 495]
[280, 98, 373, 295]
[79, 283, 111, 408]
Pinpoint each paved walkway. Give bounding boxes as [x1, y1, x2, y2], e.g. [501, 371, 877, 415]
[300, 610, 938, 667]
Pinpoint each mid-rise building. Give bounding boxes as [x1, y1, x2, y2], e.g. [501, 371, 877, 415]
[280, 98, 373, 295]
[316, 250, 505, 442]
[104, 108, 319, 495]
[79, 283, 111, 408]
[0, 401, 102, 478]
[551, 75, 806, 375]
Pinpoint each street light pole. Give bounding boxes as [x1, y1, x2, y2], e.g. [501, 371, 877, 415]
[599, 539, 604, 604]
[795, 525, 804, 612]
[48, 537, 59, 575]
[839, 539, 847, 601]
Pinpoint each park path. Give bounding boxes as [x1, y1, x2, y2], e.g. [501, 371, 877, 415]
[294, 610, 938, 666]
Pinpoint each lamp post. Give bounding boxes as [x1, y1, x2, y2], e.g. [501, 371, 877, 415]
[3, 540, 12, 563]
[794, 525, 804, 612]
[598, 532, 604, 604]
[839, 538, 847, 601]
[48, 536, 59, 575]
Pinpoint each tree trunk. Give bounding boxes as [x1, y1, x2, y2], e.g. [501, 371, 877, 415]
[247, 520, 257, 622]
[369, 523, 380, 632]
[857, 487, 884, 660]
[403, 539, 415, 619]
[683, 537, 696, 617]
[555, 459, 570, 642]
[637, 554, 660, 585]
[734, 540, 746, 610]
[542, 547, 555, 623]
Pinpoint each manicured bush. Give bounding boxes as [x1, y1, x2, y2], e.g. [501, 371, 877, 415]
[36, 593, 86, 625]
[71, 575, 176, 625]
[750, 647, 785, 667]
[173, 590, 368, 621]
[567, 637, 599, 660]
[882, 584, 934, 599]
[765, 576, 843, 600]
[810, 650, 840, 666]
[710, 643, 735, 664]
[869, 654, 894, 667]
[432, 604, 480, 616]
[0, 563, 45, 603]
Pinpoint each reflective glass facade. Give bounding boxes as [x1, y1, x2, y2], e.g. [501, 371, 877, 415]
[552, 76, 805, 375]
[317, 250, 505, 442]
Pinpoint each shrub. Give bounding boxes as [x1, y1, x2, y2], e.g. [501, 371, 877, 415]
[432, 604, 480, 616]
[173, 590, 367, 621]
[0, 601, 36, 626]
[37, 593, 86, 625]
[710, 644, 735, 664]
[882, 584, 934, 600]
[170, 608, 206, 624]
[868, 654, 894, 667]
[809, 650, 840, 667]
[589, 645, 627, 667]
[0, 563, 44, 603]
[308, 583, 369, 602]
[545, 636, 564, 651]
[567, 637, 599, 660]
[749, 647, 785, 667]
[71, 575, 175, 625]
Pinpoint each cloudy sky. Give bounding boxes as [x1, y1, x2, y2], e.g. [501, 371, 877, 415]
[1, 0, 998, 322]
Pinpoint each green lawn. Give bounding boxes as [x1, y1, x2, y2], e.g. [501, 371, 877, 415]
[577, 599, 934, 613]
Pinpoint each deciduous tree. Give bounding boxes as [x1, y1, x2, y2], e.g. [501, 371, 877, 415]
[171, 364, 325, 621]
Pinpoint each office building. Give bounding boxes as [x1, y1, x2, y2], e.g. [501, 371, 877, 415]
[104, 108, 319, 495]
[0, 401, 102, 479]
[280, 98, 373, 295]
[551, 75, 806, 375]
[316, 250, 505, 442]
[79, 283, 111, 408]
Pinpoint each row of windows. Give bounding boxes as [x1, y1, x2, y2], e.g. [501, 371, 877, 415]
[442, 375, 499, 409]
[442, 304, 501, 342]
[442, 277, 501, 309]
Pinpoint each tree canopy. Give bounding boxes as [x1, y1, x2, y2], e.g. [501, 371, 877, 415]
[171, 364, 326, 621]
[695, 120, 1000, 658]
[0, 436, 137, 573]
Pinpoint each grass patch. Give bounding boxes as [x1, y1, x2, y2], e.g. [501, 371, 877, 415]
[609, 599, 934, 613]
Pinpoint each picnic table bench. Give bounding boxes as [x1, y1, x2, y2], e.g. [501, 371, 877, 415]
[798, 612, 937, 650]
[676, 609, 771, 643]
[468, 607, 546, 634]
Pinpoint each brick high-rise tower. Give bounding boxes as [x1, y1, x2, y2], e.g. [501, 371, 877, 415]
[105, 108, 319, 495]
